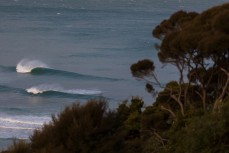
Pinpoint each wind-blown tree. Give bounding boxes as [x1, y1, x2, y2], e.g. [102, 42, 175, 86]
[131, 3, 229, 114]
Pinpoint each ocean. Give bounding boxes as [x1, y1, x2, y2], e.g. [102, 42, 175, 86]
[0, 0, 227, 149]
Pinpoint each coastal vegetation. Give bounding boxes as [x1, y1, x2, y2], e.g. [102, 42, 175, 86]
[2, 3, 229, 153]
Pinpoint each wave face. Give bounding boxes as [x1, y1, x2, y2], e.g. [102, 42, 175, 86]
[16, 59, 49, 73]
[14, 59, 121, 81]
[0, 85, 25, 94]
[0, 84, 102, 100]
[0, 65, 15, 72]
[30, 67, 120, 81]
[26, 84, 102, 96]
[0, 114, 50, 139]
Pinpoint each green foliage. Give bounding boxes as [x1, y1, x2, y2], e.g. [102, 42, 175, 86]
[125, 111, 141, 131]
[129, 97, 144, 113]
[212, 9, 229, 34]
[3, 97, 229, 153]
[135, 3, 229, 112]
[141, 106, 170, 131]
[130, 59, 155, 78]
[152, 10, 199, 40]
[3, 140, 30, 153]
[145, 83, 154, 93]
[29, 99, 124, 153]
[118, 97, 144, 138]
[167, 103, 229, 153]
[2, 98, 145, 153]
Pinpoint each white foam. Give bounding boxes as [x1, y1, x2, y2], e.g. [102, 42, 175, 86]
[26, 84, 62, 94]
[16, 59, 49, 73]
[65, 89, 102, 95]
[26, 84, 102, 95]
[26, 87, 45, 94]
[0, 125, 35, 130]
[0, 114, 50, 139]
[0, 117, 43, 125]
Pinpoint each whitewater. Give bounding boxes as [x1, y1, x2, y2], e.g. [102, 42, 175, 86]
[16, 59, 49, 73]
[15, 59, 103, 95]
[0, 0, 226, 149]
[26, 84, 102, 95]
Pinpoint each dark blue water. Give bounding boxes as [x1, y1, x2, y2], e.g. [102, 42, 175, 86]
[0, 0, 227, 149]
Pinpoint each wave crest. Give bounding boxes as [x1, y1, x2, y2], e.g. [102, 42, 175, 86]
[16, 59, 49, 73]
[26, 84, 102, 95]
[14, 59, 121, 81]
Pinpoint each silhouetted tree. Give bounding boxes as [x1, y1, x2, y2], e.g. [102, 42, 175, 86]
[131, 3, 229, 113]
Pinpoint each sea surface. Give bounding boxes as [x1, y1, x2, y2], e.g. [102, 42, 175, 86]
[0, 0, 227, 149]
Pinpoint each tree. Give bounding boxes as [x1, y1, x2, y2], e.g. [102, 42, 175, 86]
[131, 3, 229, 113]
[117, 97, 144, 138]
[27, 99, 130, 153]
[130, 59, 158, 95]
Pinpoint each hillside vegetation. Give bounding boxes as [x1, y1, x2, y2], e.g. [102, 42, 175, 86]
[2, 3, 229, 153]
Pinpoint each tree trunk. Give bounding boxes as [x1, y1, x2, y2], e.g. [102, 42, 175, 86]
[202, 89, 206, 111]
[213, 68, 229, 112]
[160, 105, 177, 120]
[170, 94, 185, 116]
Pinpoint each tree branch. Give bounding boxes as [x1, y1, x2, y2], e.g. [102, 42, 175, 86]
[213, 68, 229, 112]
[160, 105, 177, 120]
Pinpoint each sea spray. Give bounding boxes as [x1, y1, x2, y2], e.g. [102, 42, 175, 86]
[16, 59, 49, 73]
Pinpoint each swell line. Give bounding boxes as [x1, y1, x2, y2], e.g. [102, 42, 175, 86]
[0, 85, 25, 93]
[0, 65, 15, 72]
[14, 59, 121, 81]
[30, 67, 121, 81]
[0, 126, 35, 130]
[25, 84, 104, 100]
[0, 84, 103, 100]
[0, 117, 43, 125]
[0, 65, 121, 81]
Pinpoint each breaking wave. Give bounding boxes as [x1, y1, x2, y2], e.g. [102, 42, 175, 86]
[16, 59, 49, 73]
[26, 84, 102, 96]
[15, 59, 121, 81]
[0, 84, 102, 99]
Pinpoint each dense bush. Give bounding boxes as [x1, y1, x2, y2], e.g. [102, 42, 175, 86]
[3, 98, 144, 153]
[4, 97, 229, 153]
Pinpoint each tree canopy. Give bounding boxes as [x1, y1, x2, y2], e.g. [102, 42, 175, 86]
[131, 3, 229, 113]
